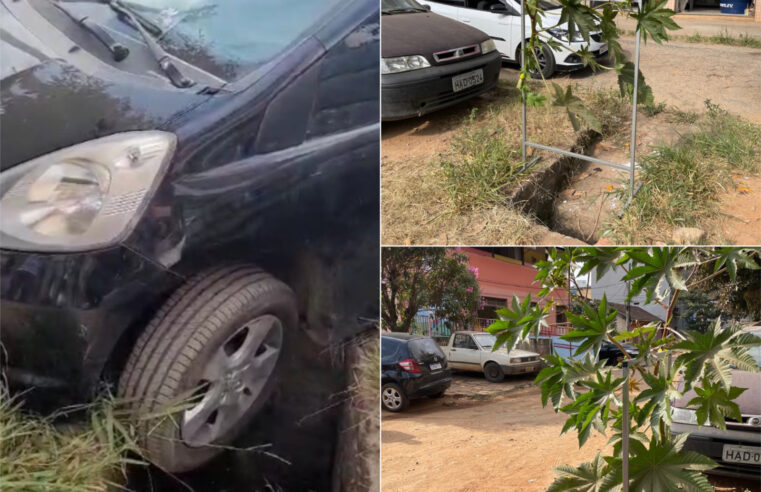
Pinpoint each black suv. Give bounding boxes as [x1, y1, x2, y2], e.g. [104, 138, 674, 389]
[0, 0, 379, 473]
[381, 333, 451, 412]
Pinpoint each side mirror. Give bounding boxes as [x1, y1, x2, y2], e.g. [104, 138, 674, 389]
[421, 3, 432, 10]
[490, 3, 508, 11]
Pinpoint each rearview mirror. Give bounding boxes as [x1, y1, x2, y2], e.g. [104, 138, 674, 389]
[490, 3, 507, 11]
[421, 3, 432, 10]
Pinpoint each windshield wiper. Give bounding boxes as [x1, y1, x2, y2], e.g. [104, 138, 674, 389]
[105, 0, 193, 88]
[53, 1, 129, 61]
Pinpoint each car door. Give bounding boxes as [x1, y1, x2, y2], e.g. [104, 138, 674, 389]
[455, 0, 513, 58]
[448, 333, 482, 371]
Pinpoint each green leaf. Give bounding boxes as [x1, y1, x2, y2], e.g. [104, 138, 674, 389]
[616, 61, 654, 107]
[551, 83, 602, 133]
[631, 0, 681, 44]
[633, 369, 681, 429]
[713, 247, 761, 281]
[555, 0, 599, 43]
[604, 434, 717, 492]
[547, 452, 616, 492]
[535, 353, 607, 411]
[526, 91, 548, 108]
[621, 248, 693, 303]
[562, 294, 618, 357]
[672, 317, 761, 391]
[686, 380, 746, 430]
[487, 294, 550, 352]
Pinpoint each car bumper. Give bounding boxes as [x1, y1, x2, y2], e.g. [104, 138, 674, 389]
[402, 369, 453, 399]
[0, 246, 180, 401]
[553, 39, 608, 68]
[500, 361, 543, 375]
[381, 51, 501, 121]
[672, 422, 761, 479]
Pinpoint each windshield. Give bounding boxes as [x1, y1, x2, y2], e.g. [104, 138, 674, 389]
[382, 0, 427, 14]
[126, 0, 342, 80]
[408, 338, 445, 360]
[473, 333, 497, 350]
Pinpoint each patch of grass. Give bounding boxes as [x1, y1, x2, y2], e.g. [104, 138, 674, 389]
[619, 27, 761, 48]
[0, 390, 142, 491]
[684, 30, 761, 49]
[609, 100, 761, 243]
[437, 108, 524, 212]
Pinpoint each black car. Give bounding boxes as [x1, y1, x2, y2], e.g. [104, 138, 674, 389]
[381, 333, 452, 412]
[0, 0, 379, 473]
[598, 340, 639, 366]
[381, 0, 502, 120]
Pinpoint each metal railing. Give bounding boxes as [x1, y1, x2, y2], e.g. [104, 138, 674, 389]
[520, 0, 644, 203]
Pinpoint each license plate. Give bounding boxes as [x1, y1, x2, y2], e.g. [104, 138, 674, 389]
[599, 45, 608, 55]
[723, 444, 761, 465]
[452, 69, 484, 93]
[430, 362, 442, 371]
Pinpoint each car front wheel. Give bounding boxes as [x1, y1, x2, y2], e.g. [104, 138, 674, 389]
[118, 265, 297, 473]
[484, 362, 505, 383]
[518, 42, 556, 79]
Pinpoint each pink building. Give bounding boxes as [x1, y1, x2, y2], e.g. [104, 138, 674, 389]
[459, 247, 571, 336]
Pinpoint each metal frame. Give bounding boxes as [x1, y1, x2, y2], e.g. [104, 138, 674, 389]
[519, 0, 643, 200]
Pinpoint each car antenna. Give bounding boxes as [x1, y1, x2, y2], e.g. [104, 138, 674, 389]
[106, 0, 194, 88]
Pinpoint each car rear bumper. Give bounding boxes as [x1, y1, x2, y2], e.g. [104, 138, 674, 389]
[402, 369, 453, 399]
[0, 246, 180, 401]
[672, 422, 761, 479]
[381, 51, 501, 121]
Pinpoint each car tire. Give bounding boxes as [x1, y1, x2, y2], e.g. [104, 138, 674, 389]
[118, 265, 297, 473]
[518, 42, 556, 79]
[484, 362, 504, 383]
[428, 391, 446, 399]
[381, 382, 409, 412]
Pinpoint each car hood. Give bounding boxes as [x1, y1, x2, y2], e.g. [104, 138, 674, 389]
[0, 12, 211, 170]
[381, 12, 489, 64]
[674, 370, 761, 415]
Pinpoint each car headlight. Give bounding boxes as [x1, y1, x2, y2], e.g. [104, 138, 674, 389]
[672, 407, 698, 425]
[548, 28, 584, 42]
[481, 39, 497, 54]
[0, 131, 176, 251]
[381, 55, 431, 74]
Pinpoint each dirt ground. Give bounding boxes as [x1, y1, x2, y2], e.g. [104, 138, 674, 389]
[381, 376, 761, 492]
[382, 37, 761, 245]
[498, 37, 761, 124]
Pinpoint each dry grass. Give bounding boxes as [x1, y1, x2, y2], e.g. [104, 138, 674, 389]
[0, 390, 143, 491]
[607, 101, 761, 244]
[381, 83, 629, 245]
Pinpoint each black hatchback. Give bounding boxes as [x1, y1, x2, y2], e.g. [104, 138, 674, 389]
[381, 333, 451, 412]
[0, 0, 379, 473]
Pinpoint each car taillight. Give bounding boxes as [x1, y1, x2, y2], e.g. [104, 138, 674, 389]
[398, 358, 421, 373]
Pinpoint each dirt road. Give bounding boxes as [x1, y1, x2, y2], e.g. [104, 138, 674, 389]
[381, 381, 760, 492]
[499, 37, 761, 124]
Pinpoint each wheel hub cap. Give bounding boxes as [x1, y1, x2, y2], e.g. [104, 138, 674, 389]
[181, 314, 283, 447]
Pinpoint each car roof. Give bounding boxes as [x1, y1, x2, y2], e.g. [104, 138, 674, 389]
[382, 332, 426, 340]
[453, 330, 484, 334]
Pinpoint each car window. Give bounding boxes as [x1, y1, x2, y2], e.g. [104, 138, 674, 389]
[382, 337, 405, 360]
[382, 0, 428, 13]
[409, 337, 445, 359]
[428, 0, 467, 6]
[453, 334, 469, 348]
[473, 333, 496, 349]
[128, 0, 343, 81]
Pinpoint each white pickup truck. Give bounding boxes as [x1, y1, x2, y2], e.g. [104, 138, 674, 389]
[442, 330, 544, 382]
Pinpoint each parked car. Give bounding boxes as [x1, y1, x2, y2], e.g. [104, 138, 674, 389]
[381, 333, 452, 411]
[0, 0, 379, 473]
[381, 0, 502, 120]
[598, 340, 639, 366]
[442, 331, 543, 382]
[671, 326, 761, 479]
[426, 0, 609, 78]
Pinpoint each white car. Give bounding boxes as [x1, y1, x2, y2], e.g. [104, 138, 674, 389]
[425, 0, 608, 78]
[441, 331, 544, 382]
